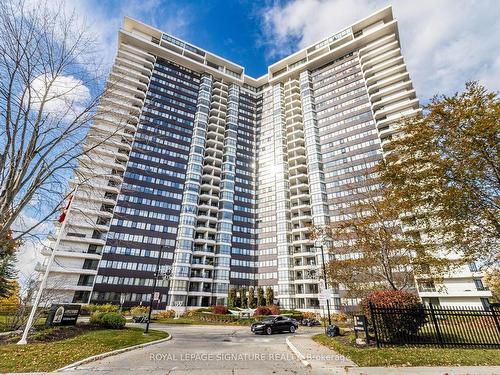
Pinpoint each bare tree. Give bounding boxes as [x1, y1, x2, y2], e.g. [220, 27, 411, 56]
[7, 270, 68, 331]
[0, 0, 117, 248]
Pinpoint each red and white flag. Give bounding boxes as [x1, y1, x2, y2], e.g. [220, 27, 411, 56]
[57, 195, 73, 223]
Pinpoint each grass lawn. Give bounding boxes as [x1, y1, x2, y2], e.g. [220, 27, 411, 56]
[0, 327, 168, 373]
[0, 315, 46, 332]
[0, 315, 10, 332]
[313, 334, 500, 367]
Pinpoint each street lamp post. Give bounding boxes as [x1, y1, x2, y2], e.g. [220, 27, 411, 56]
[316, 242, 332, 327]
[144, 245, 171, 334]
[145, 245, 162, 334]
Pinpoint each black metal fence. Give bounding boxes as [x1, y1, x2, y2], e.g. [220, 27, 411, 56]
[369, 303, 500, 348]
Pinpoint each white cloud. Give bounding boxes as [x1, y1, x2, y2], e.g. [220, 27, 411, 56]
[261, 0, 500, 100]
[22, 0, 191, 72]
[15, 239, 49, 287]
[62, 0, 192, 71]
[30, 74, 91, 117]
[12, 213, 52, 288]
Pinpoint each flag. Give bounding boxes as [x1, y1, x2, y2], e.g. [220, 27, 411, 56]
[57, 195, 73, 223]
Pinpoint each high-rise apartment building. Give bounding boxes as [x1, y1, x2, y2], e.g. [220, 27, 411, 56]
[38, 6, 491, 311]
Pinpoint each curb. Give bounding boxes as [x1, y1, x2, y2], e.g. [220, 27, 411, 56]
[54, 333, 172, 372]
[285, 336, 311, 368]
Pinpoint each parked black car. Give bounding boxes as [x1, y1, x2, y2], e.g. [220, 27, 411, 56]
[251, 315, 299, 335]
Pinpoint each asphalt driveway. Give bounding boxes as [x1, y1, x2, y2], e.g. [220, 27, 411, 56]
[59, 323, 322, 375]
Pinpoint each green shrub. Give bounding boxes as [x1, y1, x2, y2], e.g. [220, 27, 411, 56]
[196, 307, 212, 313]
[89, 312, 106, 325]
[256, 287, 265, 306]
[265, 287, 274, 306]
[153, 310, 175, 319]
[360, 290, 426, 338]
[94, 303, 119, 313]
[100, 312, 126, 329]
[90, 312, 126, 328]
[130, 306, 149, 316]
[228, 287, 237, 308]
[192, 312, 238, 323]
[83, 303, 119, 315]
[182, 308, 211, 318]
[239, 287, 248, 308]
[281, 310, 304, 320]
[248, 287, 255, 308]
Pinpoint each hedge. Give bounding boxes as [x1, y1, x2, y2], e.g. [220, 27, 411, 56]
[80, 303, 119, 316]
[89, 312, 126, 329]
[192, 312, 239, 323]
[360, 290, 426, 338]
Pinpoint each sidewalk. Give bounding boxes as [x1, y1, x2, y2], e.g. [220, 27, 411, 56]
[343, 367, 500, 374]
[288, 335, 500, 375]
[288, 334, 356, 371]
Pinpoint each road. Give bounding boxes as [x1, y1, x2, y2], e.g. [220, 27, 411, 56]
[60, 323, 323, 375]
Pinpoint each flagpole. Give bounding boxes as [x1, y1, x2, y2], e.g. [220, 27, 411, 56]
[17, 182, 80, 345]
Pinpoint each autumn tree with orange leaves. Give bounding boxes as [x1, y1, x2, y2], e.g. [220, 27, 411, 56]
[380, 82, 499, 266]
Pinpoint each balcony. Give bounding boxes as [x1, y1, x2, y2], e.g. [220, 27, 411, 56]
[193, 245, 215, 253]
[35, 262, 98, 275]
[291, 211, 312, 221]
[290, 202, 310, 212]
[196, 222, 217, 231]
[191, 259, 214, 267]
[194, 233, 216, 244]
[100, 204, 114, 214]
[190, 271, 213, 279]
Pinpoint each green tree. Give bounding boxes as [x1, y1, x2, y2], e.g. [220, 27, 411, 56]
[248, 287, 255, 308]
[265, 287, 274, 306]
[380, 82, 499, 265]
[256, 287, 265, 306]
[239, 287, 247, 308]
[0, 228, 18, 297]
[227, 287, 237, 308]
[0, 279, 19, 305]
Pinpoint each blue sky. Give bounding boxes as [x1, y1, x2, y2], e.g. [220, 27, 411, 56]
[154, 0, 274, 78]
[77, 0, 278, 78]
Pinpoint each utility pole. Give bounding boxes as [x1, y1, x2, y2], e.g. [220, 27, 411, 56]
[317, 242, 332, 327]
[145, 244, 164, 334]
[17, 183, 79, 345]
